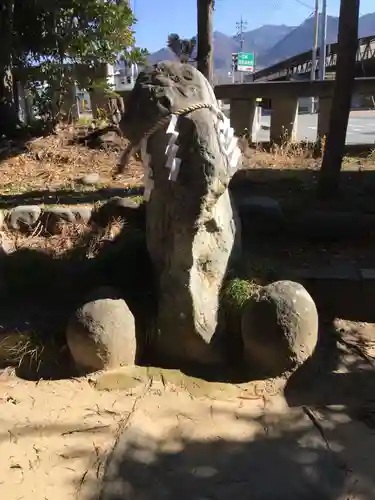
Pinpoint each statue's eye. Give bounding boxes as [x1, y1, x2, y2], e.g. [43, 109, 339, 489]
[181, 68, 193, 81]
[159, 96, 172, 110]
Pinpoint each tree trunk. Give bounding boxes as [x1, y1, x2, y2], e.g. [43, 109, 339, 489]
[0, 0, 19, 137]
[197, 0, 214, 85]
[317, 0, 360, 198]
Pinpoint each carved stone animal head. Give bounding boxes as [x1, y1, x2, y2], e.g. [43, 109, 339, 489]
[119, 60, 218, 148]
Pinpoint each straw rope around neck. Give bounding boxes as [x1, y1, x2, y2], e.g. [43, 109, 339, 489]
[115, 102, 224, 176]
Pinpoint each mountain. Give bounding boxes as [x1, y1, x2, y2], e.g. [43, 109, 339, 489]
[147, 13, 375, 73]
[147, 25, 295, 72]
[148, 47, 178, 65]
[259, 12, 375, 67]
[358, 12, 375, 37]
[241, 24, 294, 55]
[258, 15, 338, 67]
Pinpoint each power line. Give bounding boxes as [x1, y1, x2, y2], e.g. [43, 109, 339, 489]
[271, 10, 314, 47]
[294, 0, 314, 9]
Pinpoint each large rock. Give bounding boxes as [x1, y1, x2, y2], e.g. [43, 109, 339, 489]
[66, 287, 136, 373]
[119, 61, 241, 367]
[241, 280, 318, 377]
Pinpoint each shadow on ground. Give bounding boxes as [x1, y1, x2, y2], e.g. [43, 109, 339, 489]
[93, 413, 373, 500]
[0, 123, 55, 163]
[1, 192, 375, 499]
[0, 186, 144, 209]
[76, 319, 375, 500]
[1, 195, 375, 381]
[0, 211, 155, 380]
[88, 344, 375, 500]
[231, 165, 375, 214]
[1, 316, 373, 499]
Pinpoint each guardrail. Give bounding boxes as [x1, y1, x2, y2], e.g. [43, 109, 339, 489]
[214, 78, 375, 143]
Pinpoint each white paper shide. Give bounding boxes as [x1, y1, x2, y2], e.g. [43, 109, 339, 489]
[140, 109, 240, 202]
[218, 114, 241, 172]
[164, 114, 181, 182]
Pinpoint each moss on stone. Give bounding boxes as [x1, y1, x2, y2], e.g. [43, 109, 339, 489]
[221, 278, 260, 316]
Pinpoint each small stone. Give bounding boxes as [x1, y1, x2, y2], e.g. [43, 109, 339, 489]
[71, 207, 92, 224]
[41, 207, 92, 234]
[41, 207, 75, 234]
[241, 280, 318, 377]
[66, 286, 136, 373]
[80, 173, 101, 186]
[7, 205, 41, 232]
[360, 268, 375, 280]
[234, 194, 285, 234]
[237, 195, 282, 212]
[91, 197, 144, 229]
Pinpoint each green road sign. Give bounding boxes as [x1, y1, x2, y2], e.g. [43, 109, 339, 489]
[237, 52, 255, 73]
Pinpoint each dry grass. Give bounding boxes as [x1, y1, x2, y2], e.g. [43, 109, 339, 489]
[2, 126, 375, 260]
[0, 216, 128, 259]
[1, 127, 374, 200]
[0, 330, 46, 371]
[0, 222, 90, 256]
[2, 125, 375, 196]
[0, 126, 144, 255]
[232, 137, 375, 215]
[0, 125, 143, 196]
[242, 137, 375, 172]
[243, 141, 320, 170]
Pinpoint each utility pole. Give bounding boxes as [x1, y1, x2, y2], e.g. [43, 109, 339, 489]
[197, 0, 214, 84]
[319, 0, 327, 80]
[318, 0, 360, 198]
[231, 53, 238, 83]
[310, 0, 320, 113]
[235, 16, 247, 83]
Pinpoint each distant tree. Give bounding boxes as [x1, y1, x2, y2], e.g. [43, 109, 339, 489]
[167, 34, 196, 63]
[317, 0, 360, 198]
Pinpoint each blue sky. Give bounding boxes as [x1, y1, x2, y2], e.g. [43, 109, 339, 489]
[131, 0, 375, 52]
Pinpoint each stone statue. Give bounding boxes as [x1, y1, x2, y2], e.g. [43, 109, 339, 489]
[117, 61, 242, 368]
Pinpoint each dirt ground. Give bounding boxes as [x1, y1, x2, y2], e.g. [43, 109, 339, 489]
[1, 127, 375, 205]
[0, 367, 280, 500]
[1, 320, 375, 500]
[2, 128, 375, 267]
[2, 130, 375, 499]
[0, 127, 143, 197]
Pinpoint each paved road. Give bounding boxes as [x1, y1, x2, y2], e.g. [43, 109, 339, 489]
[259, 111, 375, 144]
[222, 106, 375, 144]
